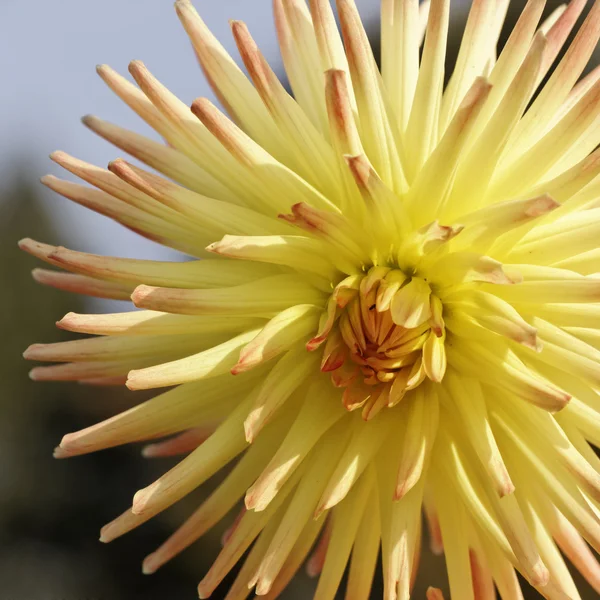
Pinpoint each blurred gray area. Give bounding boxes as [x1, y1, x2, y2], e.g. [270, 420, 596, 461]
[0, 1, 598, 599]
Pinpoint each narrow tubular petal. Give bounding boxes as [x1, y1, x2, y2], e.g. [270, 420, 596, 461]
[125, 60, 272, 212]
[81, 114, 231, 200]
[447, 341, 571, 413]
[316, 411, 395, 516]
[231, 20, 341, 199]
[24, 332, 216, 364]
[20, 238, 275, 289]
[231, 306, 320, 374]
[381, 0, 419, 131]
[131, 274, 325, 316]
[245, 379, 346, 512]
[439, 0, 496, 132]
[31, 269, 132, 300]
[444, 374, 514, 497]
[253, 516, 325, 600]
[493, 406, 600, 556]
[108, 159, 288, 237]
[141, 406, 296, 573]
[552, 507, 600, 594]
[207, 234, 337, 281]
[140, 428, 211, 459]
[337, 0, 406, 192]
[244, 346, 320, 442]
[446, 290, 539, 351]
[273, 0, 330, 135]
[491, 76, 600, 200]
[197, 467, 303, 598]
[407, 77, 492, 224]
[57, 311, 260, 337]
[309, 0, 353, 83]
[344, 482, 380, 600]
[405, 0, 450, 178]
[510, 0, 600, 154]
[252, 423, 350, 595]
[442, 429, 550, 588]
[448, 32, 546, 212]
[190, 97, 336, 215]
[55, 374, 257, 457]
[130, 392, 256, 518]
[394, 385, 439, 500]
[433, 479, 474, 600]
[455, 194, 559, 252]
[174, 0, 283, 155]
[126, 329, 261, 390]
[313, 469, 372, 599]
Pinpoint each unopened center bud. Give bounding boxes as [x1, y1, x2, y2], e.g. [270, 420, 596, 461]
[312, 266, 447, 420]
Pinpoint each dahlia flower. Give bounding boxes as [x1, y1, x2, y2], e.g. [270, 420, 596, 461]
[21, 0, 600, 598]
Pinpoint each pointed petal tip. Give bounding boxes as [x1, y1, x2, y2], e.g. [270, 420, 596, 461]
[230, 363, 246, 375]
[125, 373, 139, 391]
[53, 445, 70, 459]
[22, 344, 39, 360]
[531, 562, 550, 588]
[141, 553, 158, 575]
[526, 194, 560, 217]
[131, 488, 149, 515]
[17, 237, 35, 251]
[55, 312, 77, 330]
[426, 588, 445, 600]
[243, 490, 257, 511]
[28, 367, 43, 381]
[80, 114, 97, 127]
[394, 479, 417, 502]
[140, 445, 156, 459]
[197, 585, 210, 600]
[255, 578, 272, 596]
[99, 523, 115, 544]
[130, 284, 156, 307]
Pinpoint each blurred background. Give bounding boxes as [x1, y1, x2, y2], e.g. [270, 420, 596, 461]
[0, 1, 597, 598]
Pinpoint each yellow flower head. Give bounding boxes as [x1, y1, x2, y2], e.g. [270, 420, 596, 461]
[21, 0, 600, 598]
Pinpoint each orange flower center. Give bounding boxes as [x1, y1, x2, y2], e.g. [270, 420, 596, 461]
[308, 266, 447, 420]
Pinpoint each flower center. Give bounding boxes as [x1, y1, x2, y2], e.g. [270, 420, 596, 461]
[309, 266, 447, 420]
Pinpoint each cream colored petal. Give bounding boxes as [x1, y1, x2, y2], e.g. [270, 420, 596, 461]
[337, 0, 407, 192]
[142, 406, 296, 574]
[404, 0, 449, 179]
[31, 269, 132, 301]
[174, 0, 283, 155]
[231, 20, 342, 200]
[232, 307, 320, 374]
[252, 422, 350, 595]
[207, 234, 337, 282]
[244, 346, 320, 442]
[126, 328, 261, 390]
[381, 0, 419, 130]
[444, 374, 514, 497]
[245, 380, 346, 512]
[82, 114, 231, 201]
[274, 0, 330, 135]
[394, 385, 439, 500]
[131, 274, 325, 317]
[313, 469, 372, 599]
[344, 482, 380, 600]
[439, 0, 496, 132]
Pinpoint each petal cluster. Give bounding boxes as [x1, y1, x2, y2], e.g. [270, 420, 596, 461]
[21, 1, 600, 599]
